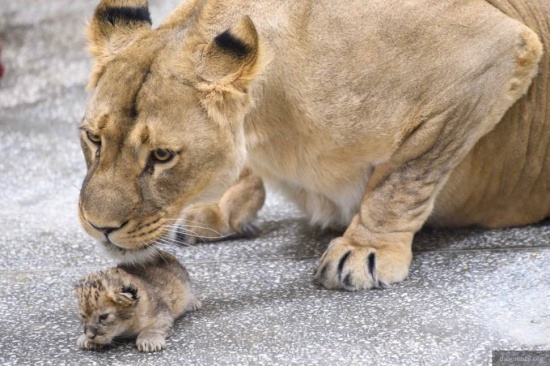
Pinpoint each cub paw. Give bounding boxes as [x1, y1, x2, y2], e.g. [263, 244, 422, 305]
[76, 334, 104, 350]
[136, 334, 166, 353]
[315, 237, 412, 291]
[186, 296, 202, 312]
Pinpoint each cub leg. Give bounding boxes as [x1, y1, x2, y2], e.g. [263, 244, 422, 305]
[136, 319, 172, 352]
[315, 27, 542, 291]
[179, 167, 266, 244]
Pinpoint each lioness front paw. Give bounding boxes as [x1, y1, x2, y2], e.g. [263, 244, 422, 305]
[76, 334, 104, 350]
[179, 204, 261, 244]
[315, 237, 412, 291]
[136, 334, 166, 352]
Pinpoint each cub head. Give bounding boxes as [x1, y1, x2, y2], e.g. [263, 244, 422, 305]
[78, 0, 268, 262]
[74, 268, 139, 345]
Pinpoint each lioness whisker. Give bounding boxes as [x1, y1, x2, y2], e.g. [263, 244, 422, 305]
[171, 224, 223, 236]
[167, 227, 230, 240]
[162, 223, 225, 237]
[156, 237, 196, 248]
[153, 247, 170, 265]
[178, 204, 219, 214]
[161, 218, 222, 232]
[164, 225, 201, 235]
[163, 222, 222, 233]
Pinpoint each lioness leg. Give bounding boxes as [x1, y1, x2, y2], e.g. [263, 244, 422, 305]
[178, 168, 265, 244]
[315, 26, 543, 290]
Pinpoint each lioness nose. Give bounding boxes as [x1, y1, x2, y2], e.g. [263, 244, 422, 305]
[89, 221, 128, 236]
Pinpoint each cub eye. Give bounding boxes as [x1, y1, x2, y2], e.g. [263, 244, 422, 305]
[152, 149, 174, 163]
[86, 131, 101, 145]
[99, 313, 109, 321]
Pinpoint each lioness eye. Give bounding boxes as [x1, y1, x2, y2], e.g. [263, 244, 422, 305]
[99, 313, 109, 321]
[152, 149, 174, 163]
[86, 131, 101, 145]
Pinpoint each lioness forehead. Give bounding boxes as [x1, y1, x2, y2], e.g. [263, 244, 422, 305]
[84, 59, 149, 129]
[83, 45, 201, 150]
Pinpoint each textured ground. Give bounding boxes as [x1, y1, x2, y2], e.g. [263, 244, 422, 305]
[0, 1, 549, 365]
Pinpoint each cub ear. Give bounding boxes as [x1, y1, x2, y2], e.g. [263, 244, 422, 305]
[196, 16, 269, 124]
[114, 285, 139, 307]
[87, 0, 152, 87]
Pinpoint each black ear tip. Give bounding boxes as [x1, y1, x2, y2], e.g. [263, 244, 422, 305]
[97, 5, 152, 26]
[121, 285, 138, 299]
[214, 30, 252, 58]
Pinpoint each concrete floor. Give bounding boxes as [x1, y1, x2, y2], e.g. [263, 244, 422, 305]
[0, 1, 549, 365]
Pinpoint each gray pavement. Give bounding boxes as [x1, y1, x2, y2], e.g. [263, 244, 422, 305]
[0, 1, 549, 365]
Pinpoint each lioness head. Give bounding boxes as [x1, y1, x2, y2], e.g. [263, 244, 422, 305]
[78, 0, 268, 262]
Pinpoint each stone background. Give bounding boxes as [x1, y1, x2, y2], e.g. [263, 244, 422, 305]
[0, 1, 549, 365]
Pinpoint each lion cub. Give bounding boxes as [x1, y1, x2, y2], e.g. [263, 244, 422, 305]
[75, 251, 201, 352]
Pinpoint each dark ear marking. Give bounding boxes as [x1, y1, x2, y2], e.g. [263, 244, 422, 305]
[98, 6, 152, 26]
[214, 30, 251, 58]
[121, 285, 138, 300]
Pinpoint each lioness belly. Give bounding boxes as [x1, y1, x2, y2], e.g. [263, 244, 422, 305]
[248, 149, 375, 229]
[431, 0, 550, 228]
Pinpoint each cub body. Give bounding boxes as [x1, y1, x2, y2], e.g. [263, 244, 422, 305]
[75, 251, 200, 352]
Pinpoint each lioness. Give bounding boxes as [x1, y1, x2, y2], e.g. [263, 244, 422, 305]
[79, 0, 550, 290]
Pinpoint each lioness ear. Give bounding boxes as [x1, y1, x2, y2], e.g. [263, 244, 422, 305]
[87, 0, 152, 87]
[197, 16, 268, 124]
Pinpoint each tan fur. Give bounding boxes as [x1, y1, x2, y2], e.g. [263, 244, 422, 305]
[431, 0, 550, 228]
[180, 167, 265, 243]
[75, 251, 201, 352]
[80, 0, 549, 290]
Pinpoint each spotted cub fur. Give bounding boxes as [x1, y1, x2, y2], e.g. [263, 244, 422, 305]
[75, 251, 201, 352]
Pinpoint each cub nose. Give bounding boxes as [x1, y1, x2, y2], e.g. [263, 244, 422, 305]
[85, 325, 98, 339]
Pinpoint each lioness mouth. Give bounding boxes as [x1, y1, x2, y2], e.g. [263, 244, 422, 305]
[99, 240, 159, 265]
[101, 240, 127, 253]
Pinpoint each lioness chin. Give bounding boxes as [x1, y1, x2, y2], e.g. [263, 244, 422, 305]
[79, 0, 550, 291]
